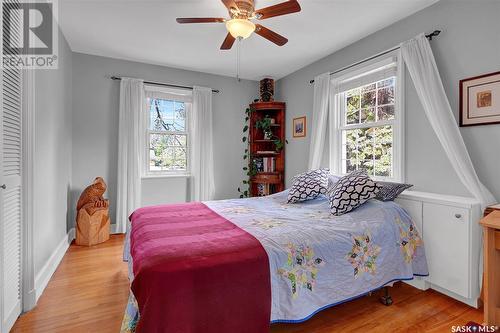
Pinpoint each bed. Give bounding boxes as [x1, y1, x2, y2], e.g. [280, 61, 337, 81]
[121, 190, 428, 332]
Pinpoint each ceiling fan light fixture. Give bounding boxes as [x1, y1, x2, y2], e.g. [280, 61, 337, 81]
[226, 18, 255, 39]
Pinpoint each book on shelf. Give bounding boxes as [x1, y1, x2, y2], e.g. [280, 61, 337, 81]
[253, 157, 276, 173]
[264, 157, 275, 172]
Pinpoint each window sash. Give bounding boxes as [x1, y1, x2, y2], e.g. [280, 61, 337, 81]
[330, 52, 404, 182]
[148, 130, 188, 136]
[340, 125, 394, 178]
[339, 76, 397, 127]
[147, 132, 189, 174]
[143, 92, 191, 176]
[339, 119, 395, 131]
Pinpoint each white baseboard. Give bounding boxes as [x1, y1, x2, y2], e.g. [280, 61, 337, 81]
[404, 276, 430, 291]
[23, 289, 36, 312]
[404, 278, 478, 308]
[429, 283, 479, 308]
[34, 228, 75, 302]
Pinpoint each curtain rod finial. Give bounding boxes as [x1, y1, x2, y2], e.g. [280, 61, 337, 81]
[426, 30, 441, 40]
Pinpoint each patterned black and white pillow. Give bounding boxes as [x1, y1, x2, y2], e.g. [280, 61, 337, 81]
[328, 175, 341, 187]
[327, 170, 379, 216]
[287, 168, 330, 203]
[375, 181, 413, 201]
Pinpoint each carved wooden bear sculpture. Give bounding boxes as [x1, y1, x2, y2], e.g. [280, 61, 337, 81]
[76, 177, 110, 246]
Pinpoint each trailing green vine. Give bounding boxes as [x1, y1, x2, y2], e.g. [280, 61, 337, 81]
[237, 107, 254, 198]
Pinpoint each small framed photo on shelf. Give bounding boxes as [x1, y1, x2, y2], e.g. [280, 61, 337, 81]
[293, 116, 306, 138]
[460, 71, 500, 126]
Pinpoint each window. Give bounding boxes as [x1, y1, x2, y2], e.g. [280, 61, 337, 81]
[144, 87, 192, 176]
[331, 55, 404, 181]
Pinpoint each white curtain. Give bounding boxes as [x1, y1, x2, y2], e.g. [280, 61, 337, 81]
[308, 73, 331, 170]
[328, 79, 341, 174]
[116, 78, 144, 234]
[400, 33, 496, 209]
[190, 86, 215, 201]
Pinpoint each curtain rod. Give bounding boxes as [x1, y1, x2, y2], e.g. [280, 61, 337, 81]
[110, 76, 220, 94]
[309, 30, 441, 85]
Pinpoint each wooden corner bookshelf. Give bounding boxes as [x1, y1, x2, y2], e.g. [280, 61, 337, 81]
[249, 101, 285, 197]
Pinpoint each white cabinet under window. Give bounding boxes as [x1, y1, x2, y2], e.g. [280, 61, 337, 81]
[424, 202, 470, 297]
[396, 191, 482, 307]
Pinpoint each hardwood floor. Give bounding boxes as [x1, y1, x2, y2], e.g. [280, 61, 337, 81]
[12, 234, 483, 333]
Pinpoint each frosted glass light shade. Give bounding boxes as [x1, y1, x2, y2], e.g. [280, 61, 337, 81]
[226, 19, 255, 39]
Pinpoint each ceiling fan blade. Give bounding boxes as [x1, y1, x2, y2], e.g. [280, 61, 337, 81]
[255, 24, 288, 46]
[221, 33, 236, 50]
[221, 0, 239, 11]
[255, 0, 301, 20]
[176, 18, 225, 24]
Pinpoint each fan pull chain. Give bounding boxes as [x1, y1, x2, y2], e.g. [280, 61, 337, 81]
[236, 37, 242, 82]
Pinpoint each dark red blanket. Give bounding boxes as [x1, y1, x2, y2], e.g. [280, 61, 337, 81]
[130, 202, 271, 333]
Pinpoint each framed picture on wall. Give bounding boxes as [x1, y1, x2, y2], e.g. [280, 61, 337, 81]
[460, 71, 500, 126]
[293, 116, 306, 138]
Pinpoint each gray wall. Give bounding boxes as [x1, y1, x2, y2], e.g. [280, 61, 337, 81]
[71, 53, 258, 227]
[276, 0, 500, 201]
[34, 29, 73, 275]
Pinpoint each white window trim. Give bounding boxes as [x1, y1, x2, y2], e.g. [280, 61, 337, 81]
[329, 50, 405, 182]
[142, 85, 192, 178]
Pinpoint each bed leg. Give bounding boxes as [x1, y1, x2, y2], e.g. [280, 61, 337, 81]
[380, 286, 393, 306]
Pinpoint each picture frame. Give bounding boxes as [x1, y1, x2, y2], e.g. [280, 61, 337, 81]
[459, 71, 500, 127]
[293, 116, 306, 138]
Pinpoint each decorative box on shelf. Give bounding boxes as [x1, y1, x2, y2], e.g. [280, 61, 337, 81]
[249, 101, 285, 197]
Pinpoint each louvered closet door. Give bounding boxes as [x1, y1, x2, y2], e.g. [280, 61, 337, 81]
[1, 2, 23, 330]
[0, 65, 23, 332]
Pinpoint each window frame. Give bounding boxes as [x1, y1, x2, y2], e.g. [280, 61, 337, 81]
[143, 86, 192, 178]
[329, 52, 405, 182]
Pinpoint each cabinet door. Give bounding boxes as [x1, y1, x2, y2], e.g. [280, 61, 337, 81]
[423, 203, 469, 297]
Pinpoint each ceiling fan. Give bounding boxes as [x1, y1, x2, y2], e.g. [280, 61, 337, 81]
[176, 0, 301, 50]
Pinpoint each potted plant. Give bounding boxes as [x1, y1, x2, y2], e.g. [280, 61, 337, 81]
[255, 115, 286, 150]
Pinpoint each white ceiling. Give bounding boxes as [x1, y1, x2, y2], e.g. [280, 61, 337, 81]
[59, 0, 439, 80]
